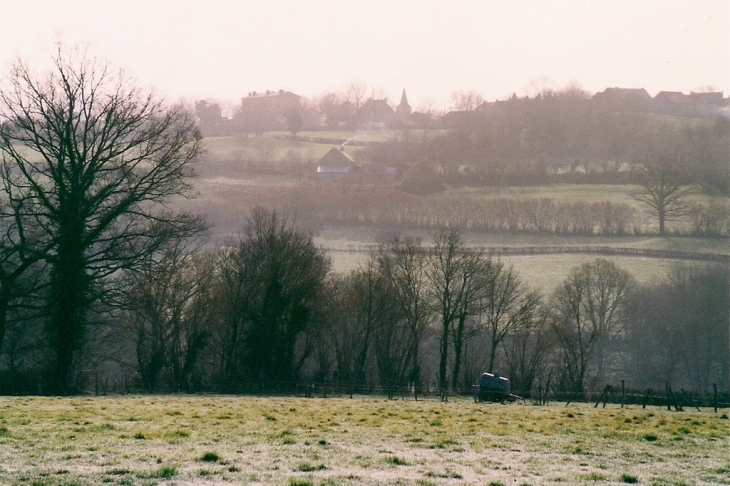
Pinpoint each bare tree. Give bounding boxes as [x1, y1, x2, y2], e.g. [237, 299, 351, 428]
[416, 98, 437, 141]
[346, 257, 395, 386]
[551, 259, 634, 395]
[0, 46, 205, 393]
[284, 109, 303, 138]
[124, 243, 216, 392]
[0, 196, 48, 357]
[632, 157, 693, 235]
[449, 90, 484, 111]
[428, 229, 485, 397]
[502, 303, 553, 397]
[479, 261, 540, 375]
[666, 264, 729, 391]
[212, 242, 249, 391]
[346, 81, 369, 112]
[378, 236, 433, 399]
[315, 91, 352, 128]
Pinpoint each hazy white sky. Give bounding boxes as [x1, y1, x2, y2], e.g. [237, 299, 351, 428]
[2, 0, 728, 108]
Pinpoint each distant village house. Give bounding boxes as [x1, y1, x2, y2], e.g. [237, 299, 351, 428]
[316, 147, 356, 179]
[234, 89, 303, 133]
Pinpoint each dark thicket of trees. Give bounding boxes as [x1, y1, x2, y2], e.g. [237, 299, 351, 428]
[625, 265, 729, 393]
[214, 207, 330, 391]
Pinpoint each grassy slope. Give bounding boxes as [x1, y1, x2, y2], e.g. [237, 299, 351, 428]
[0, 396, 727, 485]
[201, 135, 360, 163]
[317, 225, 728, 292]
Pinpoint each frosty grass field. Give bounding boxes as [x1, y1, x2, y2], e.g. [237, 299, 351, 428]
[0, 395, 728, 485]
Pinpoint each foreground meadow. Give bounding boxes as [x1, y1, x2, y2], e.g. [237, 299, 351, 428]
[0, 396, 728, 485]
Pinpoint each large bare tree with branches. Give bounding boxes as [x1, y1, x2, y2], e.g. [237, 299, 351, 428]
[428, 229, 486, 398]
[378, 236, 433, 399]
[632, 156, 693, 236]
[0, 46, 204, 393]
[551, 259, 634, 395]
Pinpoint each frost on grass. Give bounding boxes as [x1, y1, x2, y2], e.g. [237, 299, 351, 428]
[0, 396, 727, 485]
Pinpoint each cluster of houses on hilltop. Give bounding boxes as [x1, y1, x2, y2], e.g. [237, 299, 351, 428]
[593, 87, 727, 117]
[195, 87, 728, 136]
[442, 87, 728, 128]
[196, 88, 427, 136]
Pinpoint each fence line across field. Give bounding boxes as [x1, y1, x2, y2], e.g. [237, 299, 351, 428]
[318, 244, 730, 263]
[262, 381, 730, 411]
[103, 373, 730, 412]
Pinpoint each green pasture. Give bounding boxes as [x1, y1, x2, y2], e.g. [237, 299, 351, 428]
[267, 129, 453, 143]
[456, 184, 638, 204]
[201, 136, 360, 164]
[316, 226, 728, 293]
[456, 184, 725, 209]
[0, 396, 727, 485]
[200, 128, 453, 166]
[325, 250, 710, 294]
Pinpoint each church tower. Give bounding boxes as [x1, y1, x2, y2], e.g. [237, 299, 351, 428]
[396, 89, 412, 120]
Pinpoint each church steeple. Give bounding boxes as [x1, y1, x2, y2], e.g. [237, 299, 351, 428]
[396, 88, 412, 119]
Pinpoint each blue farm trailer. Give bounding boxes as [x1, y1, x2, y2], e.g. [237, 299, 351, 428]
[475, 372, 511, 403]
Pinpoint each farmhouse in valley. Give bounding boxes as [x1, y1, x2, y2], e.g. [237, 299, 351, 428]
[316, 147, 356, 179]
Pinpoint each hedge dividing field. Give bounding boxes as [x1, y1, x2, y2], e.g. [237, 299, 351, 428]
[0, 395, 728, 485]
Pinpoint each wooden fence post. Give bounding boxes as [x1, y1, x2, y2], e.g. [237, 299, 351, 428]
[713, 384, 718, 413]
[642, 388, 651, 409]
[595, 385, 611, 408]
[621, 380, 625, 408]
[666, 382, 671, 411]
[680, 388, 701, 412]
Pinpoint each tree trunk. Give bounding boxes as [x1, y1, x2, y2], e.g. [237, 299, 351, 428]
[411, 340, 420, 400]
[658, 209, 666, 236]
[438, 319, 449, 397]
[451, 315, 466, 389]
[47, 234, 88, 395]
[0, 289, 8, 357]
[487, 335, 498, 373]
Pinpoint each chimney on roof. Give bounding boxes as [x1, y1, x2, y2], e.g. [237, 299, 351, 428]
[252, 91, 257, 96]
[266, 90, 270, 95]
[279, 89, 284, 94]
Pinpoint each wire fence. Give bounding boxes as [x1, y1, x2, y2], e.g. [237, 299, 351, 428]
[97, 377, 730, 413]
[298, 382, 729, 410]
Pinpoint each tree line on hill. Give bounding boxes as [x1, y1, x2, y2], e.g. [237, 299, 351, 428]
[357, 86, 729, 195]
[0, 48, 727, 397]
